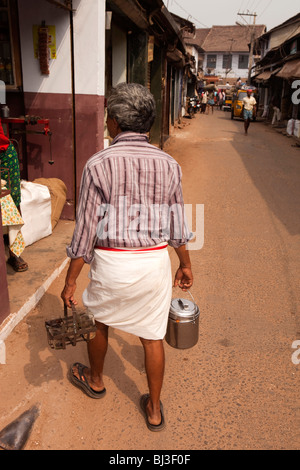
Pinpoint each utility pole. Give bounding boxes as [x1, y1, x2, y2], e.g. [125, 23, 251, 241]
[237, 12, 257, 85]
[225, 38, 234, 80]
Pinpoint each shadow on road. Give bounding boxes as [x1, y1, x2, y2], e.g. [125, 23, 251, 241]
[23, 292, 143, 407]
[225, 117, 300, 236]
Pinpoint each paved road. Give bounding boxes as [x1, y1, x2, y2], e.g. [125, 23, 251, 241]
[0, 111, 299, 450]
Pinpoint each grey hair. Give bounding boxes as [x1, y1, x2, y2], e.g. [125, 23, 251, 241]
[107, 83, 156, 133]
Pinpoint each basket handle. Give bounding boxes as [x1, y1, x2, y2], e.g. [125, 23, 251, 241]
[64, 301, 79, 334]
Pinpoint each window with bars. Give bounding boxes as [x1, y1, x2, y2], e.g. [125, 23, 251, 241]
[206, 54, 217, 69]
[238, 54, 249, 69]
[222, 54, 232, 70]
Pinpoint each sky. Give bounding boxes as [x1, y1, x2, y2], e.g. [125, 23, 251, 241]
[164, 0, 300, 31]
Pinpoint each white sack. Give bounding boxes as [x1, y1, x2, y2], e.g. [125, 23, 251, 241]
[20, 180, 52, 247]
[287, 119, 295, 135]
[294, 120, 300, 138]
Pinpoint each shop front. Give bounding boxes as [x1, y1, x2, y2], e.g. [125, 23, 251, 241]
[0, 0, 106, 324]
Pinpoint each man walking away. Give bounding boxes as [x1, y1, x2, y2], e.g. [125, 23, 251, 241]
[61, 83, 193, 433]
[242, 89, 257, 136]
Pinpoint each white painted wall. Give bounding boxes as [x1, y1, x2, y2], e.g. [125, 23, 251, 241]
[112, 23, 127, 87]
[18, 0, 72, 94]
[73, 0, 106, 95]
[17, 0, 105, 96]
[186, 44, 199, 73]
[204, 52, 249, 79]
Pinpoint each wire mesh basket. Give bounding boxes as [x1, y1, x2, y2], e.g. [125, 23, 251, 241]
[45, 302, 97, 350]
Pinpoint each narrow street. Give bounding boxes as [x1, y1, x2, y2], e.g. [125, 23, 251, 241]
[0, 110, 299, 450]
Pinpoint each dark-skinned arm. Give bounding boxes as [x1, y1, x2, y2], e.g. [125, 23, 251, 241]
[61, 257, 86, 307]
[173, 244, 193, 290]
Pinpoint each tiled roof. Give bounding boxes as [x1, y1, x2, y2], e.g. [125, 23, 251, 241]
[198, 25, 266, 52]
[184, 28, 210, 48]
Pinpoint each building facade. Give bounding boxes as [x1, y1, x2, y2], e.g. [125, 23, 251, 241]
[253, 13, 300, 122]
[0, 0, 196, 325]
[192, 25, 266, 85]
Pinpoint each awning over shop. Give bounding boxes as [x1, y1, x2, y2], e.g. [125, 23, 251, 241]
[254, 67, 282, 82]
[255, 70, 273, 81]
[276, 60, 300, 79]
[166, 47, 184, 66]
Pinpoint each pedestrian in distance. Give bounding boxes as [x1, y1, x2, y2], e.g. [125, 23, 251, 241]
[207, 91, 215, 114]
[218, 90, 224, 110]
[201, 90, 208, 114]
[271, 95, 281, 126]
[242, 89, 257, 135]
[61, 82, 193, 432]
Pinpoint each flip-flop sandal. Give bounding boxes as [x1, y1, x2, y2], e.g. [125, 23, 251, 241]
[69, 362, 106, 399]
[140, 394, 166, 432]
[7, 256, 28, 272]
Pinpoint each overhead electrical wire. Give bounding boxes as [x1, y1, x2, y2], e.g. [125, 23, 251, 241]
[169, 0, 289, 31]
[171, 0, 210, 28]
[257, 0, 273, 20]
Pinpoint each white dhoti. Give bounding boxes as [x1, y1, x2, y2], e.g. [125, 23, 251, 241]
[82, 243, 172, 340]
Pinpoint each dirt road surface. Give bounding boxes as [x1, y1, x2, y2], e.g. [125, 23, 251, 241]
[0, 110, 299, 450]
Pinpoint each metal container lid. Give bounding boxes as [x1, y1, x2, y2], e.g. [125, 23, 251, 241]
[169, 297, 199, 322]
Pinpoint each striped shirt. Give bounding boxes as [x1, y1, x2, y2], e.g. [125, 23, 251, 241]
[67, 132, 191, 263]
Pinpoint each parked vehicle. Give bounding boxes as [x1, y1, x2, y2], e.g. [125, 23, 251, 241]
[187, 96, 197, 118]
[223, 91, 233, 112]
[190, 96, 199, 114]
[217, 84, 233, 111]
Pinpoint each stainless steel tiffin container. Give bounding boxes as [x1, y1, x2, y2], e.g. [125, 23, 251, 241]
[165, 290, 200, 349]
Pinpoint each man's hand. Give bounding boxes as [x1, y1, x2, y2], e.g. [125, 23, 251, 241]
[173, 245, 193, 290]
[61, 282, 77, 308]
[174, 266, 193, 291]
[61, 257, 85, 307]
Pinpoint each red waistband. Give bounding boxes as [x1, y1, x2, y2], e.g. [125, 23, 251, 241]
[94, 244, 168, 252]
